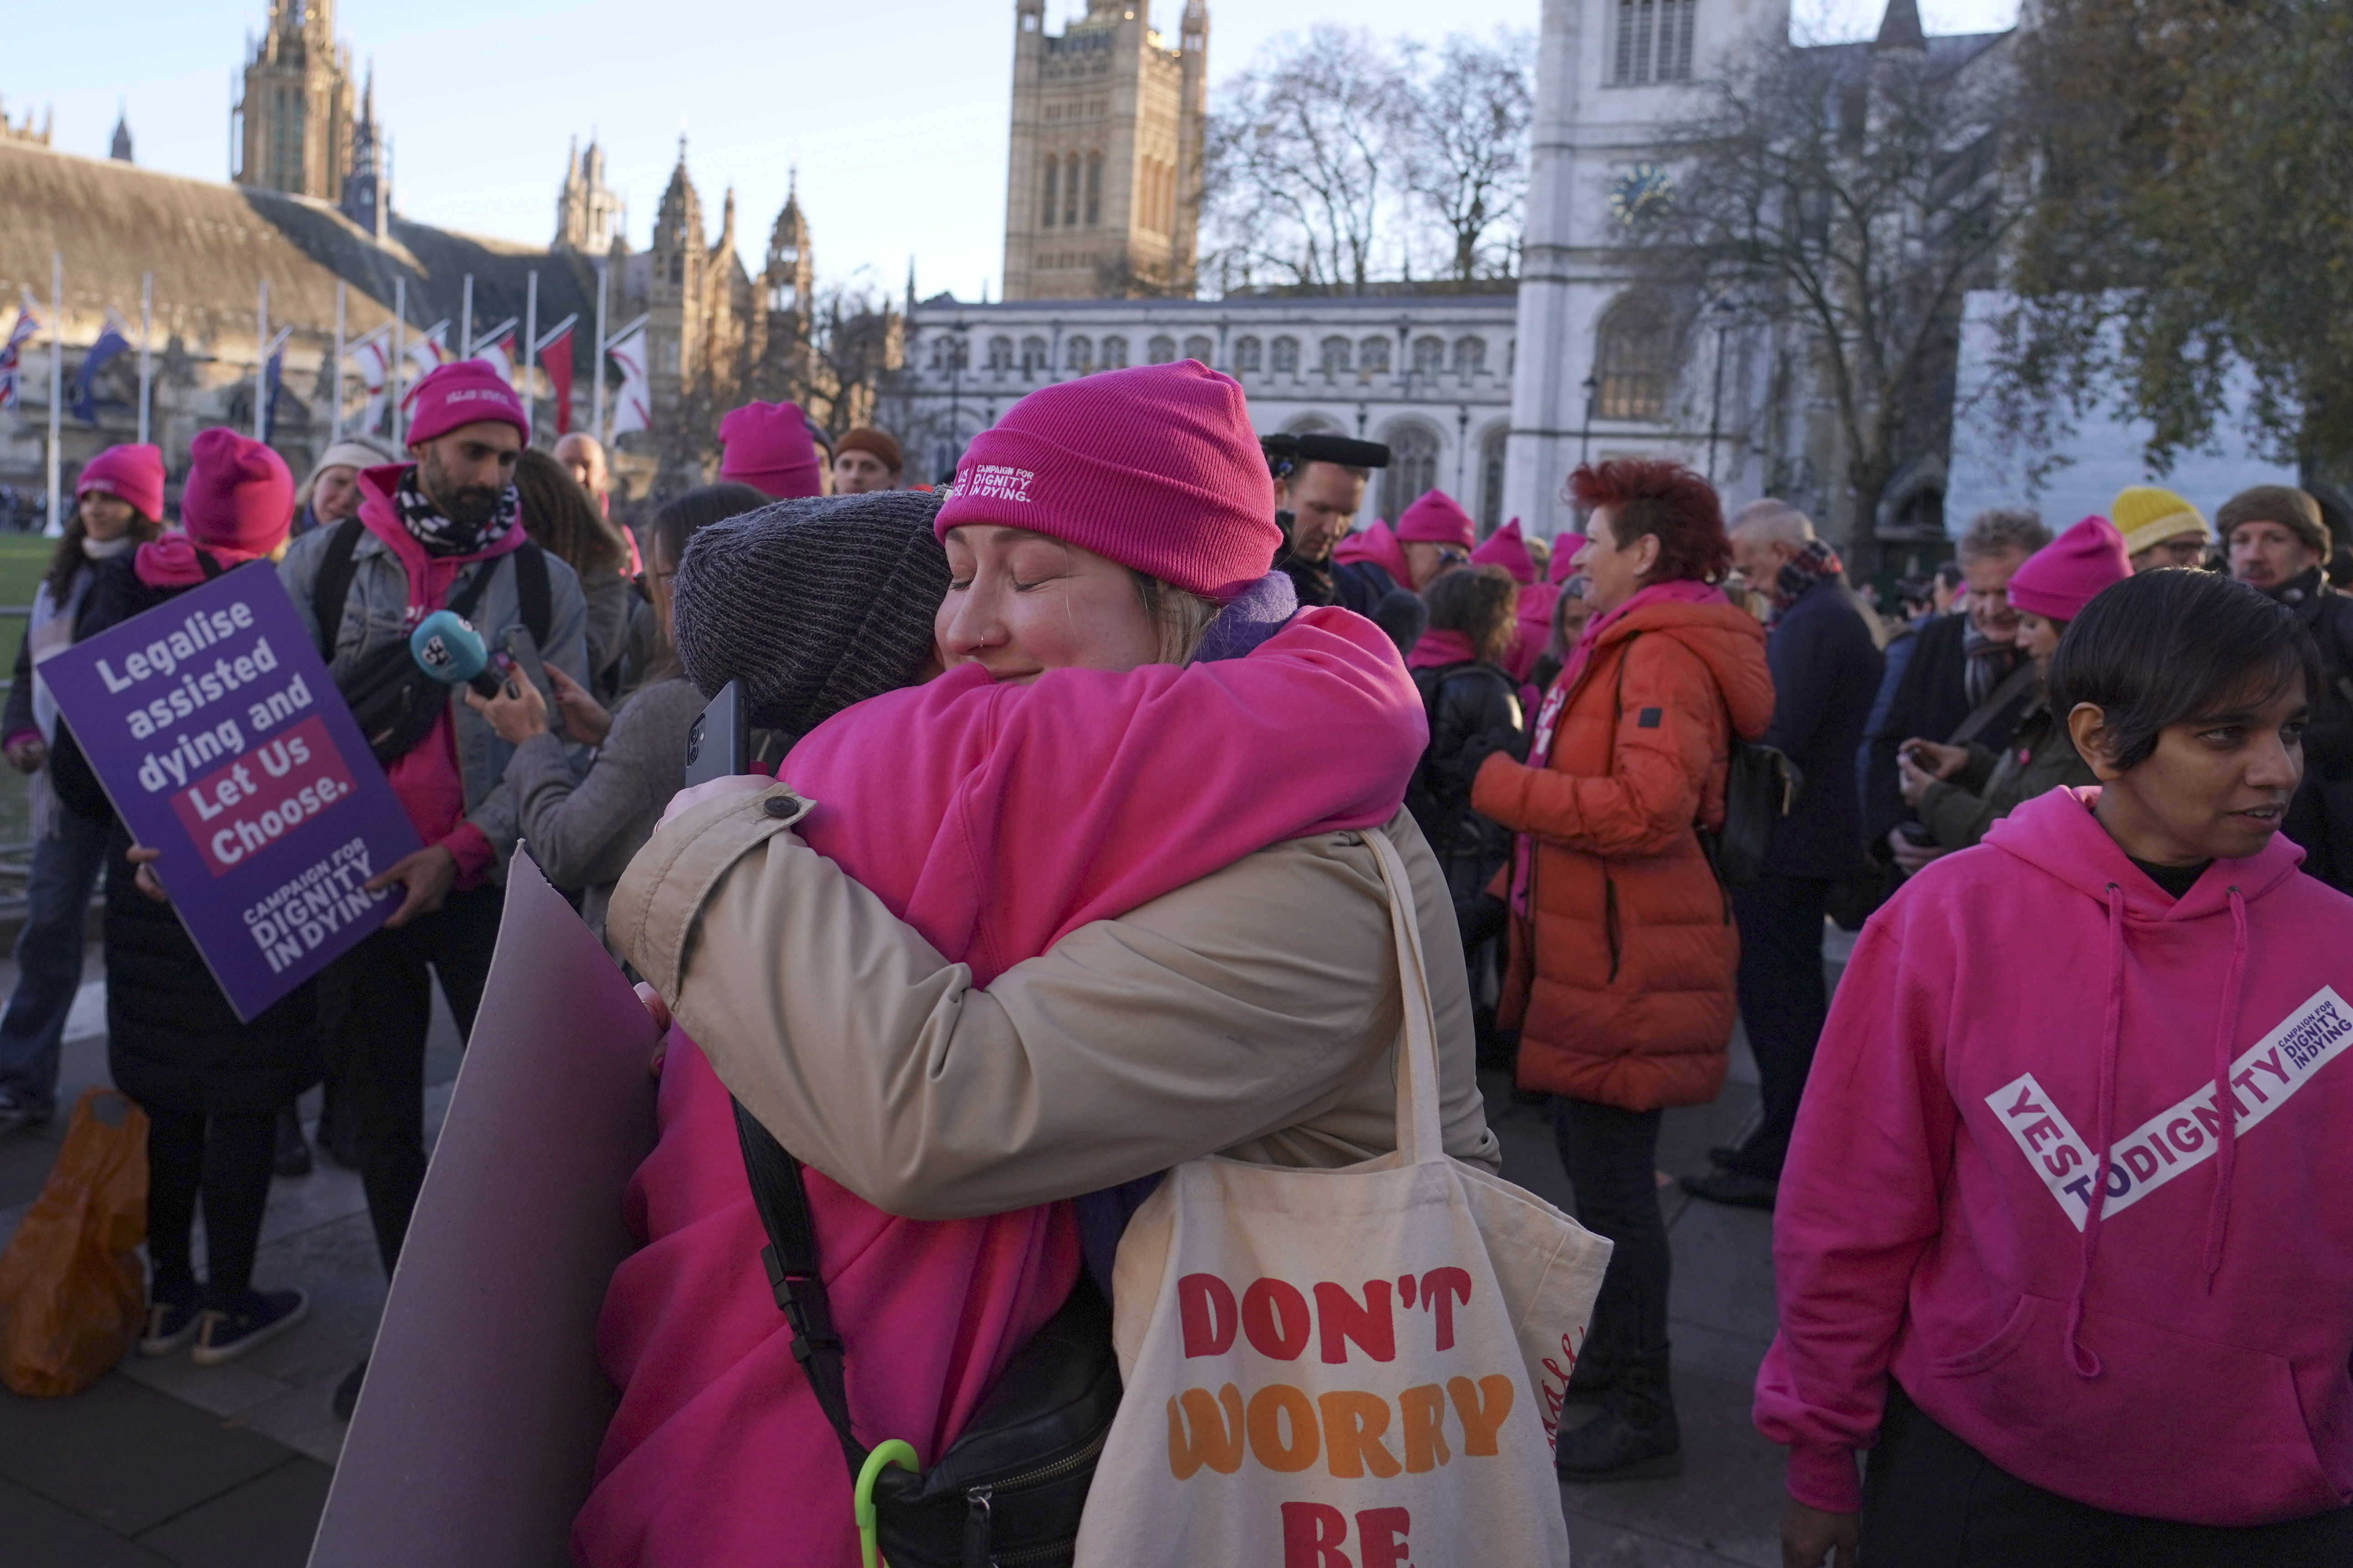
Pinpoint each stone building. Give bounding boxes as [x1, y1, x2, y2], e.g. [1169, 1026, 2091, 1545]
[0, 137, 596, 519]
[554, 137, 624, 257]
[1001, 0, 1207, 300]
[894, 289, 1515, 512]
[234, 0, 356, 203]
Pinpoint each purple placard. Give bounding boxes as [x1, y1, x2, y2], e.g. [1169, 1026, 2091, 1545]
[38, 561, 423, 1021]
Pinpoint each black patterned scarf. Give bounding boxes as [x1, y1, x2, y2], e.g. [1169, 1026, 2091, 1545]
[393, 469, 520, 558]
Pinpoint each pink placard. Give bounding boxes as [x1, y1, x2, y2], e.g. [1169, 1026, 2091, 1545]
[308, 850, 658, 1568]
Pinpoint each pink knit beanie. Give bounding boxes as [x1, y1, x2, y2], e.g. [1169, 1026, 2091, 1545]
[934, 361, 1278, 602]
[1549, 533, 1586, 585]
[719, 401, 824, 499]
[1470, 518, 1535, 584]
[404, 360, 529, 447]
[182, 428, 293, 556]
[76, 443, 166, 522]
[2007, 514, 2130, 623]
[1397, 489, 1476, 549]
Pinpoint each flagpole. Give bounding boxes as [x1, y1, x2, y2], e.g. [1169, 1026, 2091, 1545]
[593, 260, 608, 445]
[137, 271, 153, 448]
[45, 252, 61, 539]
[392, 276, 407, 448]
[460, 275, 473, 360]
[331, 281, 346, 442]
[254, 278, 269, 440]
[523, 270, 538, 438]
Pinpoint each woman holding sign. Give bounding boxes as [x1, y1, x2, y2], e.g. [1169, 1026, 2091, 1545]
[0, 445, 166, 1132]
[1763, 570, 2353, 1566]
[53, 429, 322, 1366]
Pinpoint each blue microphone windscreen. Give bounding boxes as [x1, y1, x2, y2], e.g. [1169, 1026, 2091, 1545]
[411, 609, 489, 686]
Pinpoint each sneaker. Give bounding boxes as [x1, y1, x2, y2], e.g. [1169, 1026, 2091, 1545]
[332, 1358, 367, 1420]
[138, 1288, 205, 1357]
[190, 1288, 309, 1366]
[273, 1109, 313, 1178]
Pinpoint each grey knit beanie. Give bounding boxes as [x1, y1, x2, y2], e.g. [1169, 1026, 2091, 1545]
[672, 489, 951, 734]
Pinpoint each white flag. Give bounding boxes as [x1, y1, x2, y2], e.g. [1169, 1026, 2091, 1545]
[472, 333, 515, 387]
[606, 324, 651, 438]
[347, 334, 393, 434]
[405, 322, 450, 380]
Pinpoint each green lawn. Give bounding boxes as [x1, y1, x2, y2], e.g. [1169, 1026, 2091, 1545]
[0, 537, 61, 853]
[0, 535, 52, 615]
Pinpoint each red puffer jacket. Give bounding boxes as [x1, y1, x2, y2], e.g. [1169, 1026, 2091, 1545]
[1472, 592, 1773, 1109]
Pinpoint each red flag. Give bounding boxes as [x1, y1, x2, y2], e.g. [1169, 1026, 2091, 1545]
[541, 327, 575, 435]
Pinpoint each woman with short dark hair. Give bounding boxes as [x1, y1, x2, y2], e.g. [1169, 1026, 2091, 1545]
[1407, 565, 1526, 960]
[1767, 568, 2353, 1567]
[1472, 458, 1773, 1479]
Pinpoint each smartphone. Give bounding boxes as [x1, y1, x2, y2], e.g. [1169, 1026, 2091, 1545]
[499, 625, 554, 705]
[682, 680, 749, 788]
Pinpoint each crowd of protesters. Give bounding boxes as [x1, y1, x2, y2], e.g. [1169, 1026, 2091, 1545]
[1, 347, 2350, 1565]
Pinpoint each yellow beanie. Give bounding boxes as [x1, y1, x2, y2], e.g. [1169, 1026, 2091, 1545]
[2110, 486, 2211, 556]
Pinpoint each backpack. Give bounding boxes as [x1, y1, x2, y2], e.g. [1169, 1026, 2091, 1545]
[310, 516, 553, 766]
[1613, 633, 1800, 891]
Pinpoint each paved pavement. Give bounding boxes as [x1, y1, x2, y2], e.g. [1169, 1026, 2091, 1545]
[0, 934, 1844, 1566]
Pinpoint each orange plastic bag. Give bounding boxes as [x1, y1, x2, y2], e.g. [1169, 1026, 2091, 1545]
[0, 1087, 150, 1397]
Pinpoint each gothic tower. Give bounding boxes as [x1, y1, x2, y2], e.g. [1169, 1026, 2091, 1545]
[1000, 0, 1208, 300]
[647, 140, 708, 443]
[235, 0, 355, 200]
[555, 136, 624, 255]
[759, 173, 816, 397]
[341, 66, 387, 239]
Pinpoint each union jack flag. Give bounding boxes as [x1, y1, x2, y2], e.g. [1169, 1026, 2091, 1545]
[0, 295, 40, 411]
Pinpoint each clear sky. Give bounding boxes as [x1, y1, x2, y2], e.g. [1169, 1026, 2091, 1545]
[6, 0, 2017, 302]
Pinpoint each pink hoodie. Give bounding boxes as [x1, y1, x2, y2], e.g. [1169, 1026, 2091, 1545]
[579, 605, 1428, 1566]
[1757, 787, 2353, 1526]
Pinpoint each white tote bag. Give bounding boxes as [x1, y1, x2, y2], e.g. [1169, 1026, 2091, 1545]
[1078, 826, 1613, 1568]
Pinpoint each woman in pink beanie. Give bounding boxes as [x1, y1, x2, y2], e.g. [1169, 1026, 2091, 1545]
[1898, 515, 2130, 850]
[0, 445, 168, 1128]
[718, 400, 825, 499]
[41, 426, 318, 1370]
[1334, 485, 1476, 596]
[584, 361, 1509, 1566]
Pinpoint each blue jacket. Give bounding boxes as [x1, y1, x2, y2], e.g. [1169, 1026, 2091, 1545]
[1761, 573, 1882, 880]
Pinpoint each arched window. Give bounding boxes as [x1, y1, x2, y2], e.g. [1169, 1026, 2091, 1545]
[1183, 334, 1214, 365]
[1411, 335, 1445, 376]
[1065, 335, 1094, 373]
[1233, 336, 1263, 374]
[1020, 336, 1048, 376]
[1380, 424, 1442, 523]
[1042, 156, 1059, 229]
[1319, 336, 1352, 376]
[1085, 153, 1102, 226]
[988, 335, 1014, 373]
[1359, 336, 1391, 376]
[1594, 294, 1675, 421]
[1452, 336, 1488, 377]
[1479, 427, 1508, 534]
[1147, 334, 1178, 364]
[1270, 336, 1301, 374]
[1100, 334, 1129, 370]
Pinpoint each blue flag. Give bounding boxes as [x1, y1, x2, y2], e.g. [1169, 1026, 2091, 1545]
[70, 318, 130, 423]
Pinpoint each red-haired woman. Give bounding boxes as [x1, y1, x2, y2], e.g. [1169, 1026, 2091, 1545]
[1473, 459, 1774, 1480]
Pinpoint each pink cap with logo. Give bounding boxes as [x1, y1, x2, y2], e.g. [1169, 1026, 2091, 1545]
[934, 361, 1279, 602]
[404, 360, 529, 447]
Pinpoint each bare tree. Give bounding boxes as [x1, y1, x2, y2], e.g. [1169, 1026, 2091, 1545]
[1203, 25, 1400, 292]
[1628, 34, 2028, 564]
[1397, 31, 1534, 282]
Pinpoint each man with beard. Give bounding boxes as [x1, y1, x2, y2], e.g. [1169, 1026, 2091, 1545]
[280, 360, 589, 1419]
[1862, 509, 2050, 877]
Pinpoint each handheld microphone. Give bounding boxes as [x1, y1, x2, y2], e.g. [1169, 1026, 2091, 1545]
[410, 610, 506, 698]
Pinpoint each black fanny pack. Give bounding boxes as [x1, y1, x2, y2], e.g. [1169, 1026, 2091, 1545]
[310, 517, 552, 766]
[732, 1100, 1120, 1568]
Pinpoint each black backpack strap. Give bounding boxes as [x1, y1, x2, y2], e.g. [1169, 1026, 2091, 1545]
[195, 550, 226, 580]
[310, 516, 367, 659]
[443, 540, 554, 648]
[730, 1097, 867, 1474]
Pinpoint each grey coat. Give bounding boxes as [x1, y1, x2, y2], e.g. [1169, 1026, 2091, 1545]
[504, 675, 706, 942]
[278, 522, 592, 880]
